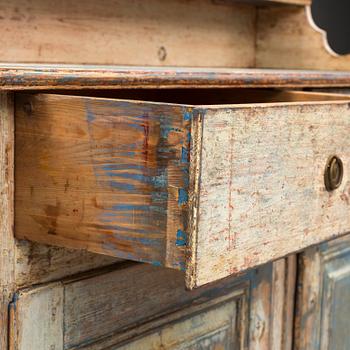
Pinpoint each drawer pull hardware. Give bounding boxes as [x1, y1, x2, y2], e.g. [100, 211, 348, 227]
[325, 156, 343, 191]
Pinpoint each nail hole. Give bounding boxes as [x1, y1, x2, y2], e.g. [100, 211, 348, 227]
[158, 46, 167, 61]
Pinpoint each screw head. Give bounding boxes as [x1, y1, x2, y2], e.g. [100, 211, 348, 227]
[324, 155, 343, 191]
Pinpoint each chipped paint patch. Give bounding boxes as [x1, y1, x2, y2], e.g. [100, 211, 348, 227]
[176, 229, 187, 247]
[178, 188, 188, 205]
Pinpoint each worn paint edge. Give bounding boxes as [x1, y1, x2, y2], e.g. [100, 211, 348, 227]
[185, 109, 204, 290]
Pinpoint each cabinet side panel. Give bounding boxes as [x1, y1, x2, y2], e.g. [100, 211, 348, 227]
[0, 93, 15, 349]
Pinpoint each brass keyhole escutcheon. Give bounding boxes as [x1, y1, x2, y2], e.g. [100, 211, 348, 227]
[324, 156, 343, 192]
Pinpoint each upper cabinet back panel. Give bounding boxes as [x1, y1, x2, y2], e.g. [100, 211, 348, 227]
[0, 0, 256, 67]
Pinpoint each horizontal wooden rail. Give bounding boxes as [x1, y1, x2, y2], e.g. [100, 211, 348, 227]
[1, 65, 350, 90]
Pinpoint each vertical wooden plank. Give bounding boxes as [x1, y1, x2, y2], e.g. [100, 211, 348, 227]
[9, 283, 64, 350]
[283, 255, 297, 350]
[294, 235, 350, 350]
[0, 93, 15, 349]
[270, 259, 286, 349]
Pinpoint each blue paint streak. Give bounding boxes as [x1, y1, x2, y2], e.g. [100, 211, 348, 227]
[176, 229, 187, 247]
[183, 111, 192, 121]
[86, 101, 96, 123]
[105, 172, 167, 188]
[111, 204, 151, 211]
[181, 147, 189, 163]
[109, 181, 136, 191]
[160, 125, 182, 139]
[187, 131, 191, 144]
[178, 188, 188, 205]
[152, 261, 162, 267]
[102, 164, 145, 171]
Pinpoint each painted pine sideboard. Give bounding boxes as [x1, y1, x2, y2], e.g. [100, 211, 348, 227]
[1, 0, 350, 349]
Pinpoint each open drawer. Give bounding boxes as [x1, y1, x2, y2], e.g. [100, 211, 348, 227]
[15, 89, 350, 288]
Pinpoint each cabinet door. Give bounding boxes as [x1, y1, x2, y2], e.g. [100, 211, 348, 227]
[295, 235, 350, 350]
[9, 257, 295, 350]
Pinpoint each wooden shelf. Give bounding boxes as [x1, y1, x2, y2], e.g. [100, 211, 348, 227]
[1, 64, 350, 90]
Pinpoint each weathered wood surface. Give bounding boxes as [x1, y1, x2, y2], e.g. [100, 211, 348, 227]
[3, 65, 350, 90]
[16, 93, 191, 269]
[9, 283, 64, 350]
[190, 97, 350, 287]
[9, 258, 295, 349]
[294, 235, 350, 350]
[16, 91, 350, 287]
[15, 240, 119, 288]
[0, 0, 256, 67]
[256, 6, 350, 71]
[0, 93, 15, 349]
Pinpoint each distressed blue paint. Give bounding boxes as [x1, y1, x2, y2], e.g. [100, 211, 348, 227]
[181, 147, 189, 163]
[86, 101, 96, 123]
[160, 125, 182, 139]
[176, 229, 187, 247]
[109, 181, 136, 191]
[183, 111, 192, 121]
[106, 172, 145, 181]
[151, 191, 168, 203]
[181, 167, 189, 187]
[187, 131, 191, 144]
[104, 171, 168, 189]
[152, 261, 162, 267]
[173, 261, 186, 271]
[101, 163, 146, 171]
[178, 188, 188, 205]
[111, 204, 150, 211]
[109, 203, 165, 214]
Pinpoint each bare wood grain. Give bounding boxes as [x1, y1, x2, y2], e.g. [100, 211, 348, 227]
[0, 0, 256, 67]
[15, 93, 191, 269]
[0, 93, 15, 349]
[15, 240, 120, 288]
[2, 65, 350, 90]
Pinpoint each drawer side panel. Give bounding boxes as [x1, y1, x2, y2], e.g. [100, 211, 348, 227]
[15, 94, 191, 269]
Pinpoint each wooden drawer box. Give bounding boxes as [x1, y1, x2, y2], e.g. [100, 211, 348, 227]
[15, 90, 350, 288]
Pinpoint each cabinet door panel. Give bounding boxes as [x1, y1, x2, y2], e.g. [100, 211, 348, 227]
[295, 235, 350, 350]
[9, 257, 296, 350]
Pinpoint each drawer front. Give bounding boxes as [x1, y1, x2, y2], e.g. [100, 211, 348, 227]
[15, 92, 350, 288]
[190, 101, 350, 287]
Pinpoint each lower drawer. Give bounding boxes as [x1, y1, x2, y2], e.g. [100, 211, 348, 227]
[15, 89, 350, 288]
